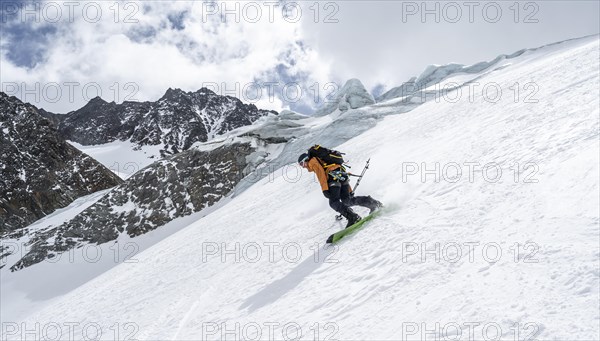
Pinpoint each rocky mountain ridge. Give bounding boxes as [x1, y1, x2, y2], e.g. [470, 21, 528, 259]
[0, 93, 123, 233]
[45, 87, 277, 158]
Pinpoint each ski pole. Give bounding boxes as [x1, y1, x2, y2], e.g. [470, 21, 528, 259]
[336, 159, 370, 221]
[352, 159, 370, 193]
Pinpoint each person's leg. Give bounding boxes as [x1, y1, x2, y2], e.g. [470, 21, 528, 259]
[340, 181, 353, 206]
[340, 184, 381, 214]
[327, 184, 344, 213]
[352, 195, 383, 213]
[340, 180, 368, 209]
[328, 182, 361, 226]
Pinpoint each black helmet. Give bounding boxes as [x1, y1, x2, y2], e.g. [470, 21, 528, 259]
[298, 153, 309, 164]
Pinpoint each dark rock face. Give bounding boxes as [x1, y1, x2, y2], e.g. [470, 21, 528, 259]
[0, 93, 124, 233]
[48, 88, 276, 157]
[10, 142, 255, 271]
[57, 97, 152, 146]
[37, 108, 63, 126]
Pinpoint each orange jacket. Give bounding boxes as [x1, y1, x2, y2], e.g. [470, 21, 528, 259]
[306, 157, 349, 192]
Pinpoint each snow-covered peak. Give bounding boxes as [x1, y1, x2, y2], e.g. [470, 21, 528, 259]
[314, 78, 375, 116]
[279, 109, 308, 120]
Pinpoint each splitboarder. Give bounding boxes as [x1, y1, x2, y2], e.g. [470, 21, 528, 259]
[298, 145, 383, 228]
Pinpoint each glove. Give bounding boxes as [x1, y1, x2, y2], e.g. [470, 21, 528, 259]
[322, 190, 330, 198]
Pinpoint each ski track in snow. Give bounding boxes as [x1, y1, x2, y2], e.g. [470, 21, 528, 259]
[3, 36, 599, 340]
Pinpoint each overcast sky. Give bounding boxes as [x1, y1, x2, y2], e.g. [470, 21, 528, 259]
[1, 0, 599, 114]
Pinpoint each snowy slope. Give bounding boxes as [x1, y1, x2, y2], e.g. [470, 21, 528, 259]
[67, 140, 164, 179]
[0, 189, 112, 319]
[0, 186, 222, 322]
[4, 36, 599, 340]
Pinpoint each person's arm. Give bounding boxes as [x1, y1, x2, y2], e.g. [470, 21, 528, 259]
[308, 158, 329, 191]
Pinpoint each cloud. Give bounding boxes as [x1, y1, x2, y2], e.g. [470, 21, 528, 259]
[1, 0, 598, 115]
[0, 0, 336, 114]
[297, 1, 599, 97]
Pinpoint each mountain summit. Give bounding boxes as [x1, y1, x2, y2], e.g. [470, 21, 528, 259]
[46, 88, 277, 158]
[314, 78, 375, 116]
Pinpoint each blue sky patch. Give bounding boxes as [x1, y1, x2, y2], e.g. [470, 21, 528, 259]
[2, 22, 57, 69]
[167, 11, 187, 31]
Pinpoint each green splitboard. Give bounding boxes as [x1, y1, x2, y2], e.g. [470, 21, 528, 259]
[326, 211, 382, 244]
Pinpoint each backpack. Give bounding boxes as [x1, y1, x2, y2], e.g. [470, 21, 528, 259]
[307, 145, 345, 168]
